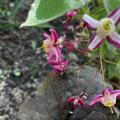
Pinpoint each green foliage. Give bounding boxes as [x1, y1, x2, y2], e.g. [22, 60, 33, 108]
[20, 0, 90, 27]
[106, 64, 116, 79]
[0, 69, 10, 81]
[103, 0, 120, 12]
[9, 0, 25, 21]
[0, 0, 25, 30]
[99, 43, 107, 58]
[79, 1, 120, 82]
[0, 23, 18, 30]
[99, 41, 120, 81]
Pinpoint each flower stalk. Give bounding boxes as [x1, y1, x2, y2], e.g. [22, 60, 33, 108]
[99, 51, 106, 87]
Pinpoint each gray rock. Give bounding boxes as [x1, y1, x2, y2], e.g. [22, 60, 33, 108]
[0, 59, 47, 120]
[19, 66, 118, 120]
[84, 111, 107, 120]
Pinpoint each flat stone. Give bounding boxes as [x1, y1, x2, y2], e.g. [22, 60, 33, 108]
[19, 66, 117, 120]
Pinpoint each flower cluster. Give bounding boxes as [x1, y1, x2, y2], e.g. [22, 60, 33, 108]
[41, 8, 120, 112]
[67, 88, 120, 111]
[42, 29, 68, 74]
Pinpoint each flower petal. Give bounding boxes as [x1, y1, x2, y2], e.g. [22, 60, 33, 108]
[73, 99, 78, 105]
[49, 29, 58, 43]
[64, 41, 78, 53]
[53, 60, 68, 73]
[48, 47, 62, 64]
[108, 7, 120, 24]
[110, 89, 120, 98]
[89, 95, 103, 106]
[82, 14, 99, 29]
[107, 32, 120, 48]
[57, 35, 65, 48]
[102, 88, 111, 96]
[78, 99, 84, 106]
[43, 33, 50, 39]
[73, 99, 78, 109]
[67, 97, 76, 104]
[109, 89, 120, 94]
[88, 34, 104, 50]
[66, 10, 77, 18]
[73, 104, 77, 109]
[53, 64, 63, 72]
[54, 48, 62, 62]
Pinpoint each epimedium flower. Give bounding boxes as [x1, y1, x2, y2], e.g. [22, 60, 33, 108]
[67, 91, 88, 109]
[67, 96, 84, 110]
[89, 88, 120, 112]
[63, 41, 78, 53]
[42, 28, 69, 74]
[47, 45, 62, 65]
[82, 7, 120, 50]
[64, 10, 77, 29]
[53, 60, 68, 73]
[42, 29, 64, 64]
[65, 10, 77, 23]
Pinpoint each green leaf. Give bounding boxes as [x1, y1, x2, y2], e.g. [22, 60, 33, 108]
[0, 23, 18, 30]
[99, 43, 107, 57]
[107, 64, 116, 79]
[103, 0, 120, 13]
[116, 60, 120, 71]
[105, 40, 117, 56]
[20, 0, 90, 27]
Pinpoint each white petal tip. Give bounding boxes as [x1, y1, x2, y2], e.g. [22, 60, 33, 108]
[88, 46, 93, 51]
[20, 23, 26, 28]
[82, 14, 89, 20]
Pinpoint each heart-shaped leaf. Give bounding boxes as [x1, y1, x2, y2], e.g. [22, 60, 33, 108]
[20, 0, 90, 27]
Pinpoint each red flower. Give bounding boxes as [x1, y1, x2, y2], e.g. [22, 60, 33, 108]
[67, 96, 83, 109]
[67, 92, 87, 109]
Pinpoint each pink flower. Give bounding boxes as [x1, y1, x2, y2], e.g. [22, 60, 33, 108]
[82, 7, 120, 50]
[67, 92, 87, 109]
[47, 47, 62, 65]
[67, 96, 83, 109]
[42, 29, 64, 64]
[89, 88, 120, 109]
[42, 29, 69, 73]
[64, 10, 77, 29]
[64, 41, 78, 53]
[66, 10, 77, 22]
[53, 60, 68, 73]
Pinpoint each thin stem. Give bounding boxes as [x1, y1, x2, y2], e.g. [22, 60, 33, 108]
[102, 57, 117, 65]
[99, 52, 106, 87]
[68, 56, 98, 71]
[81, 57, 97, 66]
[110, 107, 114, 114]
[107, 80, 120, 89]
[77, 70, 80, 93]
